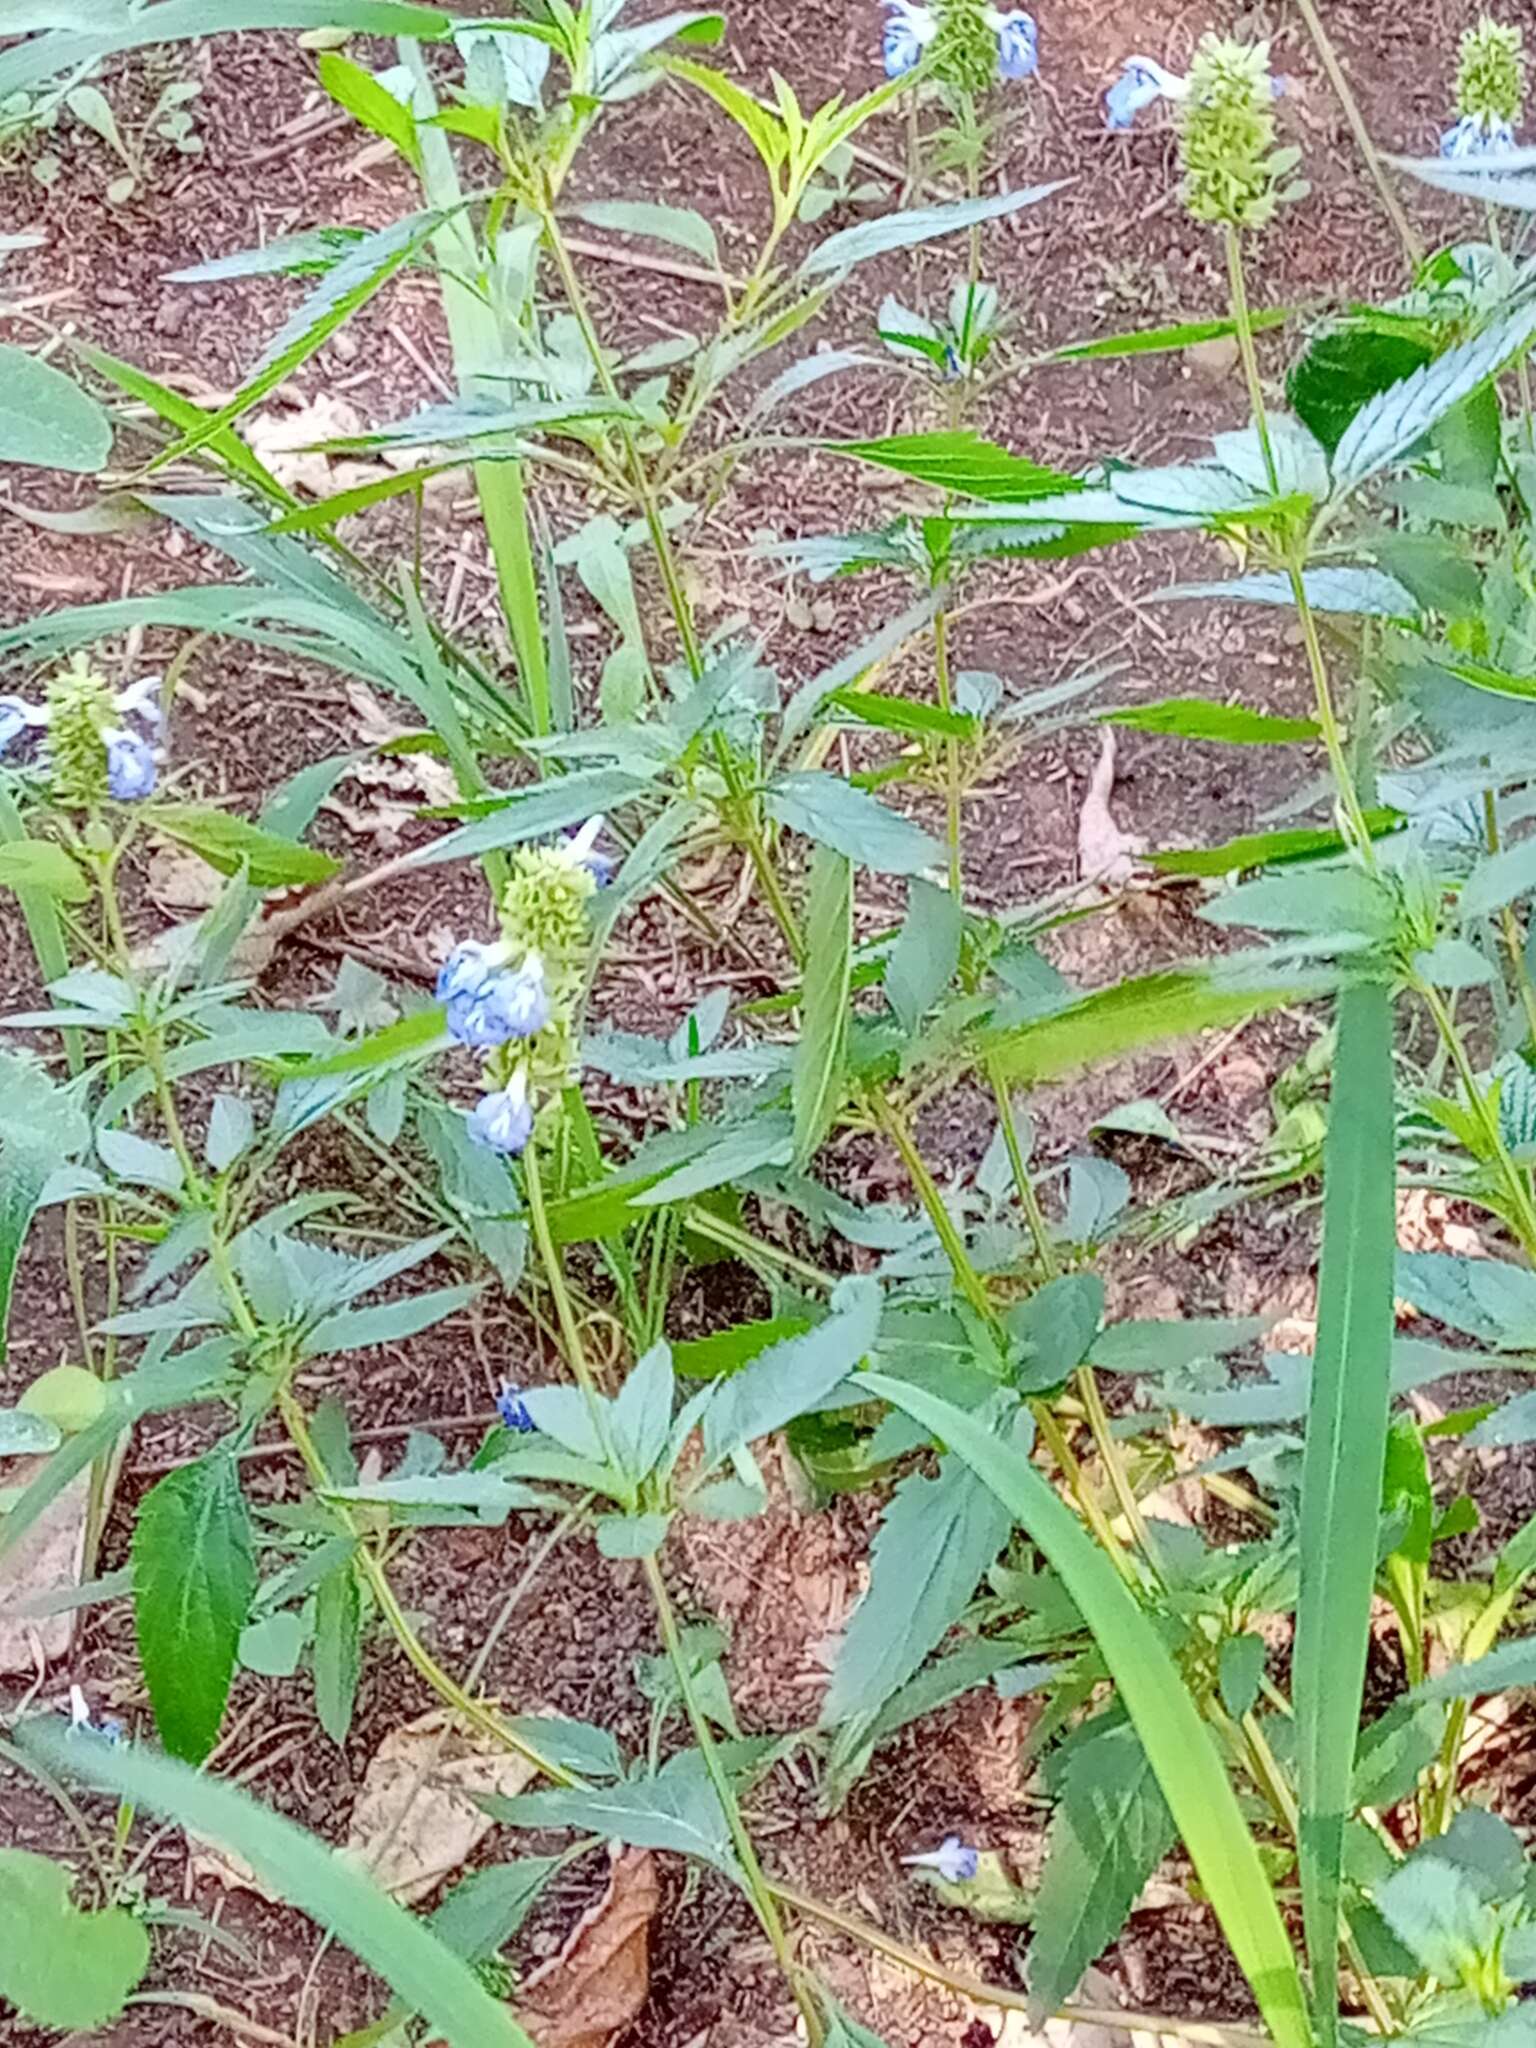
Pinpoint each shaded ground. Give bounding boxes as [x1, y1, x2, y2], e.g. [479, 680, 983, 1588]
[2, 2, 1533, 2044]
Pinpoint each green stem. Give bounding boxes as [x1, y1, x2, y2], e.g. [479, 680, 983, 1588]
[985, 1062, 1055, 1276]
[1290, 0, 1423, 273]
[1224, 227, 1375, 861]
[932, 603, 964, 902]
[522, 1140, 625, 1482]
[641, 1552, 824, 2048]
[1415, 975, 1536, 1258]
[1481, 786, 1536, 1049]
[868, 1087, 996, 1329]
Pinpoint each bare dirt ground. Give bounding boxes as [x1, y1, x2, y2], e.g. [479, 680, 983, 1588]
[2, 2, 1532, 2044]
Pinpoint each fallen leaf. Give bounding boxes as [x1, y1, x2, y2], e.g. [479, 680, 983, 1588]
[517, 1846, 659, 2048]
[0, 1462, 89, 1673]
[346, 1707, 538, 1905]
[1078, 729, 1145, 889]
[186, 1835, 284, 1905]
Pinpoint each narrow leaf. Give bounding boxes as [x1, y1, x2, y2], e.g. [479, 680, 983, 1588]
[132, 1452, 256, 1762]
[793, 847, 853, 1165]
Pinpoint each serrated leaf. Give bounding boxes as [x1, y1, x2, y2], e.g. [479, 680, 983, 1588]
[428, 1857, 563, 1962]
[314, 1556, 362, 1745]
[0, 839, 91, 901]
[1461, 838, 1536, 920]
[800, 182, 1069, 277]
[150, 803, 342, 887]
[133, 1451, 256, 1761]
[885, 877, 962, 1033]
[794, 847, 852, 1164]
[1156, 568, 1416, 616]
[1008, 1273, 1104, 1392]
[764, 772, 941, 874]
[488, 1750, 740, 1881]
[1288, 327, 1433, 457]
[1374, 1856, 1497, 1981]
[1219, 1633, 1267, 1719]
[1029, 1722, 1175, 2005]
[821, 1447, 1012, 1726]
[0, 1850, 149, 2030]
[574, 199, 718, 266]
[702, 1275, 881, 1467]
[834, 428, 1081, 503]
[1333, 304, 1536, 490]
[1413, 1635, 1536, 1700]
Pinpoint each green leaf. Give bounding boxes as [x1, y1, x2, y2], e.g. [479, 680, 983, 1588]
[132, 1451, 257, 1761]
[1008, 1274, 1105, 1391]
[1287, 327, 1433, 457]
[833, 429, 1080, 503]
[827, 689, 979, 742]
[1147, 812, 1402, 876]
[0, 343, 112, 473]
[489, 1751, 739, 1881]
[1157, 568, 1415, 616]
[799, 182, 1070, 277]
[239, 1609, 307, 1677]
[702, 1275, 881, 1468]
[858, 1372, 1310, 2048]
[0, 839, 91, 900]
[0, 1849, 149, 2030]
[1103, 698, 1320, 745]
[980, 969, 1311, 1086]
[1219, 1633, 1267, 1720]
[820, 1447, 1012, 1726]
[885, 876, 962, 1032]
[573, 199, 718, 267]
[1332, 303, 1536, 490]
[825, 2004, 895, 2048]
[1202, 867, 1394, 940]
[313, 1555, 362, 1745]
[1374, 1856, 1496, 1982]
[318, 50, 420, 164]
[406, 768, 653, 868]
[17, 1720, 534, 2048]
[1052, 309, 1290, 361]
[1413, 1635, 1536, 1701]
[793, 847, 853, 1165]
[1293, 985, 1395, 2045]
[764, 772, 941, 874]
[1029, 1721, 1176, 2006]
[150, 803, 342, 887]
[672, 1316, 816, 1378]
[1090, 1316, 1268, 1374]
[428, 1857, 563, 1962]
[1461, 839, 1536, 921]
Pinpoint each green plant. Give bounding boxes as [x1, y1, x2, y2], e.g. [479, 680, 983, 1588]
[7, 7, 1536, 2048]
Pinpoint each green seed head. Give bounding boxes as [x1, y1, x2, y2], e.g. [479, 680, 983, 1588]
[1177, 35, 1294, 232]
[44, 653, 112, 807]
[494, 843, 598, 1095]
[932, 0, 998, 94]
[1456, 16, 1526, 126]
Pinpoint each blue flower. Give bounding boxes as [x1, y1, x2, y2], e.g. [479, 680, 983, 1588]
[0, 694, 49, 759]
[883, 0, 935, 77]
[446, 955, 549, 1048]
[105, 728, 157, 801]
[902, 1834, 979, 1883]
[468, 1071, 535, 1155]
[436, 938, 507, 1004]
[496, 1383, 536, 1432]
[994, 10, 1037, 80]
[1441, 111, 1517, 156]
[114, 673, 163, 729]
[1105, 54, 1186, 130]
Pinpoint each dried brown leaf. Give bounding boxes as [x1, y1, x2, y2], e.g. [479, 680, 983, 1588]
[517, 1846, 660, 2048]
[345, 1707, 538, 1905]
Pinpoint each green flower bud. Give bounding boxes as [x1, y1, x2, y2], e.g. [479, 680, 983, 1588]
[932, 0, 998, 94]
[44, 653, 112, 807]
[1178, 35, 1298, 233]
[492, 841, 600, 1098]
[1456, 16, 1526, 127]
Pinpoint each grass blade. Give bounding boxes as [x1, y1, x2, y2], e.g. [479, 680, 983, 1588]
[19, 1720, 535, 2048]
[1293, 981, 1396, 2043]
[859, 1372, 1310, 2048]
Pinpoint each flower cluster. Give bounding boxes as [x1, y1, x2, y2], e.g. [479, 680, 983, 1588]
[1176, 36, 1299, 231]
[1104, 49, 1288, 136]
[882, 0, 1037, 89]
[441, 815, 611, 1156]
[0, 656, 163, 804]
[1442, 16, 1526, 157]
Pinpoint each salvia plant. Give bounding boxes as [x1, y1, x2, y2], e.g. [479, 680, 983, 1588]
[6, 4, 1536, 2047]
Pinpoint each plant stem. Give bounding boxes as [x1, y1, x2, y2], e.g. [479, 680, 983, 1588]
[1224, 227, 1375, 861]
[1415, 975, 1536, 1258]
[1481, 786, 1536, 1048]
[522, 1140, 624, 1474]
[1290, 0, 1423, 273]
[867, 1087, 996, 1328]
[932, 603, 964, 901]
[641, 1552, 824, 2048]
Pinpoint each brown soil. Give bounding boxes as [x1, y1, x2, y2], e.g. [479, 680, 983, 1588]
[2, 2, 1533, 2045]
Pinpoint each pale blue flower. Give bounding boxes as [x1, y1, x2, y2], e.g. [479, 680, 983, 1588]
[0, 694, 50, 759]
[902, 1834, 979, 1883]
[468, 1071, 535, 1155]
[1105, 55, 1187, 130]
[114, 672, 163, 729]
[1441, 111, 1518, 156]
[436, 938, 508, 1004]
[68, 1684, 125, 1744]
[994, 10, 1038, 80]
[447, 955, 549, 1048]
[496, 1383, 536, 1431]
[105, 728, 157, 801]
[883, 0, 936, 77]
